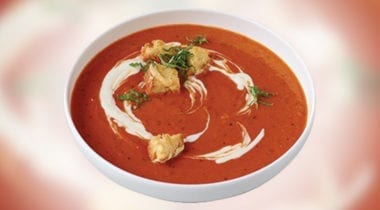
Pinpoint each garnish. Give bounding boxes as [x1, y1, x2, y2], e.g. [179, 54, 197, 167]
[129, 62, 143, 68]
[129, 61, 153, 72]
[249, 86, 275, 108]
[118, 89, 149, 108]
[159, 46, 193, 81]
[187, 35, 208, 45]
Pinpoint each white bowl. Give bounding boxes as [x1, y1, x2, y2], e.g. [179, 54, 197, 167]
[64, 10, 315, 202]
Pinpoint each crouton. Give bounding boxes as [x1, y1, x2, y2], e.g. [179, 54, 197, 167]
[144, 63, 180, 94]
[148, 133, 184, 163]
[188, 46, 210, 75]
[141, 40, 166, 61]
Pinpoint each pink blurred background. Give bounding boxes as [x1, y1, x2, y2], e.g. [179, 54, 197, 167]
[0, 0, 379, 209]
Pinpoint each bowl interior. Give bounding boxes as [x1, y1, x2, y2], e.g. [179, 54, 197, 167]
[64, 10, 315, 202]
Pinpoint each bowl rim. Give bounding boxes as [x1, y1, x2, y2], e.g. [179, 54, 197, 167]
[64, 8, 315, 199]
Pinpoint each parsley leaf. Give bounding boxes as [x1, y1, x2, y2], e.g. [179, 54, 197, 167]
[129, 62, 143, 68]
[118, 89, 149, 108]
[249, 86, 275, 108]
[129, 61, 153, 73]
[187, 35, 208, 45]
[159, 46, 193, 81]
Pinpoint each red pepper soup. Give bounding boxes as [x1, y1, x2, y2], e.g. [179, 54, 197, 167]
[70, 24, 307, 184]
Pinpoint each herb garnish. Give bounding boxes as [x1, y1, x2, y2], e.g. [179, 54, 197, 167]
[249, 86, 275, 108]
[159, 46, 193, 81]
[129, 62, 143, 68]
[187, 35, 208, 45]
[118, 89, 149, 108]
[129, 61, 153, 73]
[156, 35, 208, 81]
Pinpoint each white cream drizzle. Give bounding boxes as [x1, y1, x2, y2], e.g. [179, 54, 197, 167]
[183, 76, 207, 114]
[99, 55, 210, 143]
[193, 125, 265, 164]
[123, 101, 142, 123]
[165, 41, 181, 47]
[209, 58, 256, 115]
[99, 47, 266, 164]
[99, 56, 153, 140]
[184, 109, 210, 143]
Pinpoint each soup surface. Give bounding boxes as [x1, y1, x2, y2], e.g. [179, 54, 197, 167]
[71, 24, 307, 184]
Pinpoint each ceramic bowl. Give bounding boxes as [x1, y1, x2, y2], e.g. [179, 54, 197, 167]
[64, 10, 315, 202]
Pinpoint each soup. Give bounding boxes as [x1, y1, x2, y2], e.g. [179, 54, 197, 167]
[70, 24, 307, 184]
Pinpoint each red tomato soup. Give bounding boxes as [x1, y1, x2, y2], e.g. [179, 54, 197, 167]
[71, 24, 307, 184]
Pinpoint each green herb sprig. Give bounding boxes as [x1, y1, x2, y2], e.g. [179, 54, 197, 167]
[129, 60, 153, 73]
[118, 89, 149, 108]
[187, 35, 208, 45]
[157, 35, 207, 81]
[249, 86, 275, 108]
[159, 46, 193, 80]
